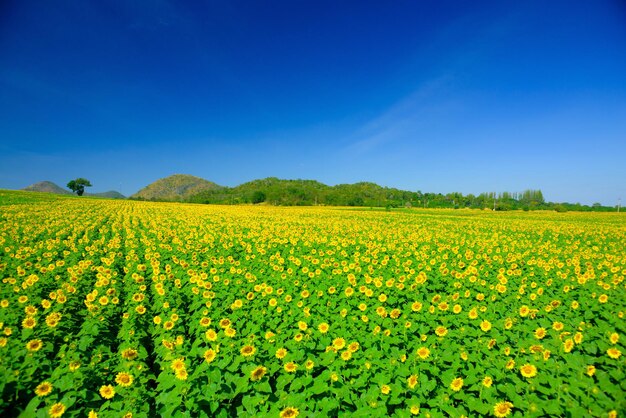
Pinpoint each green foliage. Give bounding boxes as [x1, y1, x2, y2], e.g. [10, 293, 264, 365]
[67, 178, 92, 196]
[251, 191, 266, 204]
[186, 179, 616, 211]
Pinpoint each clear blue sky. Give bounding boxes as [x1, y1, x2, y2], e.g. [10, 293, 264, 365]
[1, 1, 625, 205]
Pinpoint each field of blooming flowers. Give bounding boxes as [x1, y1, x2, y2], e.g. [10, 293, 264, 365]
[0, 190, 624, 417]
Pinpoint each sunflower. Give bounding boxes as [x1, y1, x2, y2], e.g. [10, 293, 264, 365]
[574, 332, 583, 344]
[416, 347, 430, 359]
[115, 372, 133, 387]
[561, 338, 574, 353]
[175, 369, 188, 380]
[504, 318, 513, 329]
[163, 321, 174, 330]
[171, 358, 186, 371]
[276, 348, 287, 359]
[204, 349, 217, 363]
[520, 364, 537, 378]
[407, 374, 418, 389]
[332, 338, 346, 350]
[279, 407, 299, 418]
[468, 308, 478, 319]
[284, 362, 298, 373]
[607, 348, 621, 359]
[224, 327, 236, 338]
[505, 359, 515, 370]
[46, 313, 61, 327]
[435, 326, 448, 337]
[348, 342, 360, 352]
[411, 302, 423, 312]
[121, 348, 138, 360]
[48, 402, 66, 418]
[450, 377, 463, 392]
[35, 381, 53, 397]
[534, 328, 547, 339]
[493, 401, 513, 417]
[609, 333, 619, 344]
[586, 365, 596, 376]
[519, 306, 530, 317]
[99, 385, 115, 399]
[381, 384, 391, 394]
[240, 345, 256, 357]
[205, 329, 218, 341]
[552, 321, 564, 331]
[26, 339, 43, 352]
[250, 365, 267, 381]
[22, 317, 36, 329]
[480, 320, 492, 332]
[341, 350, 352, 361]
[482, 376, 493, 387]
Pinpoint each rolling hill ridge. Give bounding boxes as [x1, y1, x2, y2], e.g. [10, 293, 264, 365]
[22, 181, 125, 199]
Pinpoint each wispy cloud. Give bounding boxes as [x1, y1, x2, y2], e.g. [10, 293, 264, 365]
[345, 74, 457, 154]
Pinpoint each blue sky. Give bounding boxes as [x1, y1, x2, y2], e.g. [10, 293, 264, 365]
[1, 1, 625, 205]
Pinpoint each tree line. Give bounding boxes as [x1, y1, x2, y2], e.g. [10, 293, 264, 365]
[179, 178, 617, 212]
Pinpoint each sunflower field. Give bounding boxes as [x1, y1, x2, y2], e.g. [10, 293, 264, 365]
[0, 190, 624, 417]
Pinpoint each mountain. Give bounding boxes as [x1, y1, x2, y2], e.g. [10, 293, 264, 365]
[131, 174, 223, 201]
[23, 181, 72, 195]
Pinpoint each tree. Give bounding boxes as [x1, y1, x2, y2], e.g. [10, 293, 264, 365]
[67, 178, 92, 196]
[251, 191, 266, 204]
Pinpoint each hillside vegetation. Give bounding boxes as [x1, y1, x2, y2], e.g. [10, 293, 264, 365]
[185, 177, 614, 212]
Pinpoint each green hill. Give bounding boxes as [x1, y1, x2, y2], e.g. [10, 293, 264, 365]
[23, 181, 72, 195]
[187, 177, 418, 207]
[131, 174, 223, 201]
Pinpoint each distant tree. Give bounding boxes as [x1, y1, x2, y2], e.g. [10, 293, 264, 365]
[251, 191, 266, 204]
[67, 178, 92, 196]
